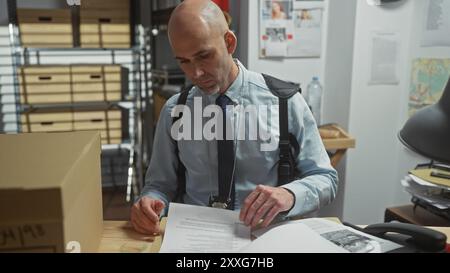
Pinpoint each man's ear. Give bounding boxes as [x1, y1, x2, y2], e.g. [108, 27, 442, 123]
[224, 30, 237, 55]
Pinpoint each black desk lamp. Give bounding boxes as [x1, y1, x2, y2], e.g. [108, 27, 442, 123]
[398, 76, 450, 164]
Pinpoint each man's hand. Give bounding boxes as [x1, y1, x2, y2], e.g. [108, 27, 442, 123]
[130, 197, 165, 235]
[239, 185, 294, 228]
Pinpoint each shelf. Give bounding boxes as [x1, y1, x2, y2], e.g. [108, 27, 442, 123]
[102, 143, 132, 151]
[19, 101, 137, 113]
[20, 46, 143, 52]
[320, 124, 355, 150]
[152, 7, 175, 26]
[4, 0, 150, 203]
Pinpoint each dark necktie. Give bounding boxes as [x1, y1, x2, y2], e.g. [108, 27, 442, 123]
[216, 94, 235, 210]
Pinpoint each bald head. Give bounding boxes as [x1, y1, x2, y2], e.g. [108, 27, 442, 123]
[167, 0, 239, 95]
[168, 0, 229, 42]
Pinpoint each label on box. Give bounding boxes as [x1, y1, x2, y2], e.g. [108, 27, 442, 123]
[0, 223, 62, 253]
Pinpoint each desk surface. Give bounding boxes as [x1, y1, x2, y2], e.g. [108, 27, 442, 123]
[99, 219, 450, 253]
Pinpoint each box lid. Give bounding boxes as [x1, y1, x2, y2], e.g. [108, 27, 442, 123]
[0, 131, 101, 222]
[0, 131, 98, 189]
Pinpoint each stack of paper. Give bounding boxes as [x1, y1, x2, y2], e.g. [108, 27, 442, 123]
[400, 165, 450, 219]
[160, 203, 401, 253]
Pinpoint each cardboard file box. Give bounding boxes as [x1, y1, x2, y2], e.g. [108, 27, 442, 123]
[18, 65, 128, 104]
[80, 7, 130, 48]
[80, 0, 129, 9]
[18, 66, 72, 104]
[21, 109, 124, 145]
[20, 112, 73, 133]
[0, 131, 103, 252]
[17, 8, 73, 48]
[73, 110, 123, 145]
[71, 65, 127, 102]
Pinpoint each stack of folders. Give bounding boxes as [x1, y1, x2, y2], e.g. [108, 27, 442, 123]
[401, 163, 450, 220]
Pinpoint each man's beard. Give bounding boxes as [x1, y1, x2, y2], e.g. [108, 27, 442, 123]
[200, 84, 220, 95]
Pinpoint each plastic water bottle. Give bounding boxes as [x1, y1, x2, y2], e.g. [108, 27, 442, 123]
[306, 76, 323, 126]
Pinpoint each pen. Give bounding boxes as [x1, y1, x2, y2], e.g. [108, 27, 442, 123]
[430, 171, 450, 180]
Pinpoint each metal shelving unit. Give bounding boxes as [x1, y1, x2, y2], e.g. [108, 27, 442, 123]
[2, 0, 153, 202]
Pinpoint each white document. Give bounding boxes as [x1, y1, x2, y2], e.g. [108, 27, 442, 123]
[421, 0, 450, 47]
[265, 40, 288, 57]
[401, 177, 450, 208]
[240, 222, 347, 253]
[368, 31, 400, 85]
[159, 203, 251, 253]
[290, 8, 323, 57]
[160, 204, 401, 253]
[249, 218, 402, 253]
[263, 20, 289, 57]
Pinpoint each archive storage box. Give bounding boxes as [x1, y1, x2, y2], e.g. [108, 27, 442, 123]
[17, 8, 73, 48]
[20, 111, 73, 133]
[80, 0, 131, 48]
[73, 109, 123, 145]
[0, 131, 103, 252]
[18, 66, 72, 104]
[18, 65, 128, 104]
[21, 108, 124, 145]
[71, 65, 127, 102]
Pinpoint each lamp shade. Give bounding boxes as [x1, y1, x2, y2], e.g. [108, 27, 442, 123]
[398, 76, 450, 164]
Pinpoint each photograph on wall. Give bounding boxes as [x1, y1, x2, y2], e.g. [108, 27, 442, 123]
[409, 59, 450, 116]
[261, 0, 293, 20]
[260, 0, 293, 57]
[265, 26, 288, 56]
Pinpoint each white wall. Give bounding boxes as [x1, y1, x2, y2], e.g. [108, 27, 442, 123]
[343, 0, 450, 225]
[317, 0, 356, 218]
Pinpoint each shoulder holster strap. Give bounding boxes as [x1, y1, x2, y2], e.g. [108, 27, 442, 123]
[173, 87, 190, 202]
[262, 74, 301, 186]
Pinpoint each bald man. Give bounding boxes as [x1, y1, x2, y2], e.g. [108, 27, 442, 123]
[131, 0, 338, 235]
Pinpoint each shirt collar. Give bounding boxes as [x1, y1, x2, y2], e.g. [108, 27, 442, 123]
[204, 59, 246, 105]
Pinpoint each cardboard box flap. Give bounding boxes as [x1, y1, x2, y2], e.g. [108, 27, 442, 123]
[0, 132, 101, 223]
[0, 132, 102, 252]
[0, 132, 99, 189]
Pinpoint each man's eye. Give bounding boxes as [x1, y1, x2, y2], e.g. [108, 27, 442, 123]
[199, 53, 210, 59]
[179, 60, 189, 64]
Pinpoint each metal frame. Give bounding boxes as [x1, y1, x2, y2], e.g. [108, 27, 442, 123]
[4, 0, 152, 203]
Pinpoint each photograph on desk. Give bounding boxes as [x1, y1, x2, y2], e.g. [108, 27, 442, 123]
[1, 0, 450, 256]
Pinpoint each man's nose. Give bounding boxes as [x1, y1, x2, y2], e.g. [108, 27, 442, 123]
[193, 65, 205, 79]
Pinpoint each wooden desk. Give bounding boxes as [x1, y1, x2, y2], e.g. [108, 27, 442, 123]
[99, 218, 450, 253]
[385, 205, 450, 227]
[98, 220, 165, 253]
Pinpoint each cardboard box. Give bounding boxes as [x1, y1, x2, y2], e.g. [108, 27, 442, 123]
[80, 0, 130, 10]
[19, 66, 72, 104]
[71, 65, 127, 102]
[18, 64, 128, 104]
[0, 131, 103, 252]
[21, 109, 124, 145]
[17, 8, 73, 48]
[80, 7, 130, 48]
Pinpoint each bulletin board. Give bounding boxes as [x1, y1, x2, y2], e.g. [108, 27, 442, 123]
[259, 0, 324, 58]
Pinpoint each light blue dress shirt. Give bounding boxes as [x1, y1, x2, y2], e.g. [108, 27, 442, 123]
[141, 60, 338, 218]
